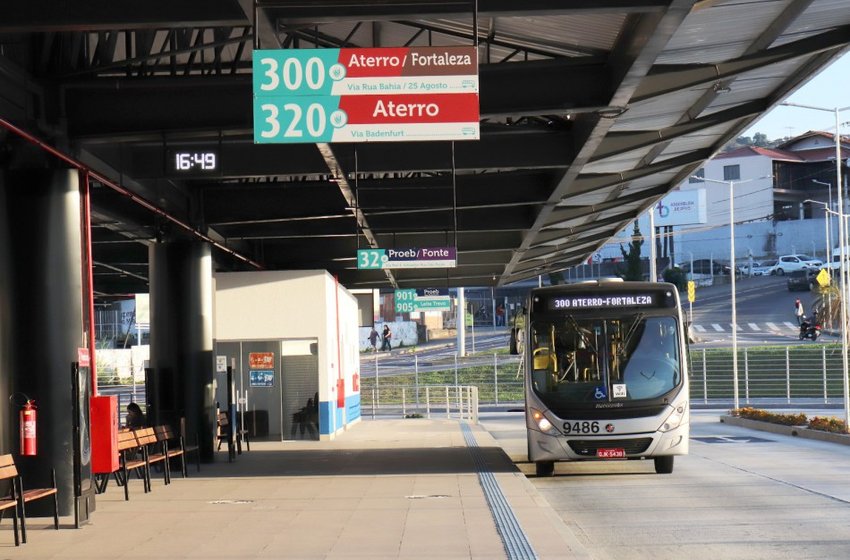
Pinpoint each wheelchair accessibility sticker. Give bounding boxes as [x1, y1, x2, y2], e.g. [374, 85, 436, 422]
[594, 386, 608, 400]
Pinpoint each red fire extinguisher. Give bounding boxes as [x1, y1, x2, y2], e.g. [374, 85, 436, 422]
[20, 400, 37, 456]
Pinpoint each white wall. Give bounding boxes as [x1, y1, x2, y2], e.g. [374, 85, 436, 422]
[682, 153, 775, 225]
[213, 270, 361, 438]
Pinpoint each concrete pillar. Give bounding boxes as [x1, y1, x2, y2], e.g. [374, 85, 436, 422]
[0, 179, 13, 458]
[2, 169, 86, 516]
[148, 241, 215, 462]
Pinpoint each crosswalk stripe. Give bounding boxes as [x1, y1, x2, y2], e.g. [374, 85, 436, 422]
[693, 321, 809, 333]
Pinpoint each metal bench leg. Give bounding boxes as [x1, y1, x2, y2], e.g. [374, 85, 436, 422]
[17, 479, 27, 544]
[52, 470, 59, 530]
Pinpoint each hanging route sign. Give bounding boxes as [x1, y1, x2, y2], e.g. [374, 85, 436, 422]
[394, 288, 452, 313]
[358, 247, 456, 270]
[253, 46, 479, 143]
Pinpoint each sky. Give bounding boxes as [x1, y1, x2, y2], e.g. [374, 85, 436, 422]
[743, 52, 850, 141]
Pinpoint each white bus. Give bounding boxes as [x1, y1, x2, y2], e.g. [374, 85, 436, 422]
[514, 281, 689, 476]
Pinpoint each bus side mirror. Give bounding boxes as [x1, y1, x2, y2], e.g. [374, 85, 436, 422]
[509, 328, 519, 354]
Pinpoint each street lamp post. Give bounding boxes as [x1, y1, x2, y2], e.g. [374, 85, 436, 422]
[694, 175, 769, 411]
[783, 101, 850, 433]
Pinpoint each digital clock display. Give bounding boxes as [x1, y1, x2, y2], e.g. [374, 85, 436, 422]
[165, 147, 221, 176]
[174, 152, 217, 171]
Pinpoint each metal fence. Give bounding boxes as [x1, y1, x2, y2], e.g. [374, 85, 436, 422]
[361, 385, 480, 421]
[688, 345, 848, 405]
[362, 345, 850, 414]
[361, 353, 524, 406]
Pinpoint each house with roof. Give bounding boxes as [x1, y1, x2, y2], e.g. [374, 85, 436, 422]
[597, 132, 850, 265]
[684, 131, 850, 226]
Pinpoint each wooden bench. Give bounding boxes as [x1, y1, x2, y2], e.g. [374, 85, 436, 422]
[217, 411, 249, 458]
[94, 429, 149, 501]
[179, 417, 201, 473]
[154, 425, 198, 478]
[0, 454, 58, 545]
[0, 456, 21, 546]
[134, 428, 170, 486]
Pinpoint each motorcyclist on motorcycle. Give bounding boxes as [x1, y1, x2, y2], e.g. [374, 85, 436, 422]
[799, 310, 821, 341]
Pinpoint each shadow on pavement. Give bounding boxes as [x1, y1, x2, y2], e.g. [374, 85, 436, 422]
[200, 446, 518, 478]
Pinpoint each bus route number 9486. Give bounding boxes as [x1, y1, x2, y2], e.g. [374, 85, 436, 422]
[563, 421, 600, 434]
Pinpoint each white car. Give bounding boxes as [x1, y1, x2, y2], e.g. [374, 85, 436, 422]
[742, 260, 776, 276]
[772, 254, 823, 275]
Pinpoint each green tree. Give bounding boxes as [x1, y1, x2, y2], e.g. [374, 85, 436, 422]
[752, 132, 769, 147]
[618, 221, 644, 281]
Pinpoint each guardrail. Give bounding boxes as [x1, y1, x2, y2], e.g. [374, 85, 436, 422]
[688, 345, 847, 405]
[363, 385, 479, 422]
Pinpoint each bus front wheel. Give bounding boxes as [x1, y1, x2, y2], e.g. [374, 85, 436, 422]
[535, 461, 555, 477]
[654, 456, 674, 474]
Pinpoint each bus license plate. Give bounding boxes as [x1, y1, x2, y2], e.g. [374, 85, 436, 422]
[597, 448, 625, 458]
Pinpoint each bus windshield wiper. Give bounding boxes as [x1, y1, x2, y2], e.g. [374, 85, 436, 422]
[621, 313, 645, 355]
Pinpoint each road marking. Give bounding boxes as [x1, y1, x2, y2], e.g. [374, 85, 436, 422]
[766, 322, 779, 331]
[694, 324, 706, 332]
[712, 323, 724, 332]
[748, 323, 760, 331]
[784, 321, 797, 330]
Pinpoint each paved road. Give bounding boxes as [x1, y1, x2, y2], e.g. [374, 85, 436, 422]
[360, 330, 513, 378]
[480, 409, 850, 559]
[688, 275, 831, 347]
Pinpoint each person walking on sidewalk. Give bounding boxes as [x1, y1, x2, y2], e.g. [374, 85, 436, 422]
[368, 327, 379, 352]
[381, 324, 392, 351]
[794, 298, 804, 325]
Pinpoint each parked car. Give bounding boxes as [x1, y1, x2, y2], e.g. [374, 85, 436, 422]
[739, 260, 774, 275]
[750, 260, 777, 276]
[787, 269, 817, 291]
[772, 254, 823, 275]
[680, 259, 732, 275]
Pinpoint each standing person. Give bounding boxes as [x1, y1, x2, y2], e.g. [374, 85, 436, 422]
[381, 324, 392, 351]
[794, 298, 804, 325]
[496, 304, 505, 326]
[368, 326, 379, 352]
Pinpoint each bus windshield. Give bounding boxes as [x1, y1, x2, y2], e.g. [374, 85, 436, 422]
[529, 315, 681, 408]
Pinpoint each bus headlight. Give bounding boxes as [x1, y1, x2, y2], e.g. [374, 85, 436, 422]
[530, 408, 561, 435]
[660, 402, 688, 432]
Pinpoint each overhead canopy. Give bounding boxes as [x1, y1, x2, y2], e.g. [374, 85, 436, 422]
[1, 0, 849, 295]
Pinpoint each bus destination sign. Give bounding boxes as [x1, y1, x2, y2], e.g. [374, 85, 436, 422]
[543, 293, 673, 311]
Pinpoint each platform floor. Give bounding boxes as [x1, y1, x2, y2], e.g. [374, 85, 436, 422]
[3, 418, 587, 559]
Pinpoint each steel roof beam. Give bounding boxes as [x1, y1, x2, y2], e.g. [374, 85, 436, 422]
[633, 25, 850, 103]
[0, 0, 249, 32]
[499, 2, 693, 284]
[557, 148, 711, 203]
[261, 0, 669, 24]
[592, 99, 767, 162]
